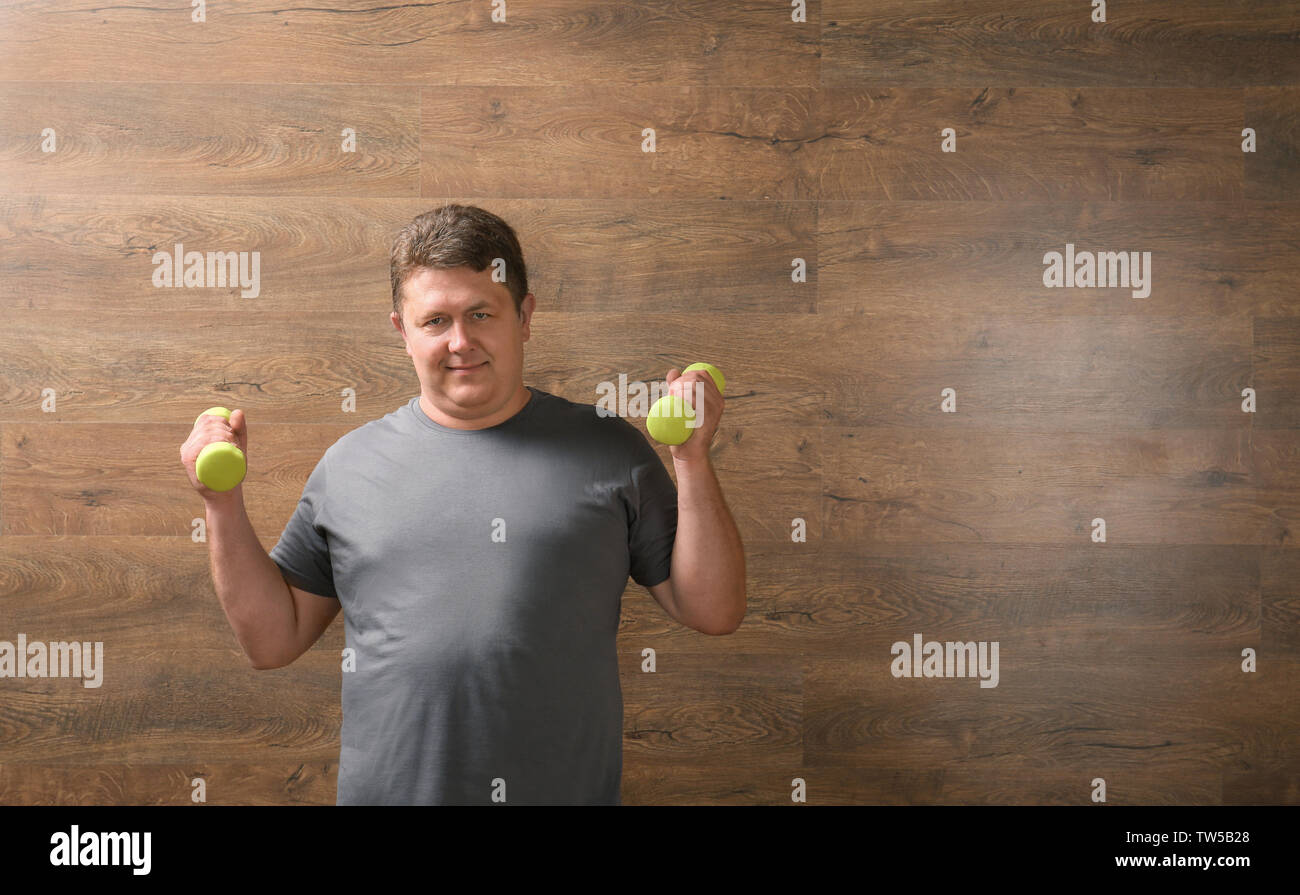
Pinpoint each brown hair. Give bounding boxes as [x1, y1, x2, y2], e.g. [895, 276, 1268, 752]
[390, 204, 529, 322]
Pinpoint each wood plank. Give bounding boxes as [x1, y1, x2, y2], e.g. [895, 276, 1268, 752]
[0, 1, 815, 87]
[620, 651, 801, 769]
[1254, 317, 1300, 429]
[0, 196, 816, 314]
[1245, 88, 1300, 199]
[817, 314, 1254, 429]
[0, 310, 825, 424]
[824, 1, 1300, 87]
[820, 202, 1300, 318]
[0, 649, 341, 764]
[630, 546, 1260, 660]
[0, 86, 418, 197]
[418, 87, 1243, 200]
[804, 657, 1296, 774]
[0, 418, 815, 552]
[422, 86, 820, 199]
[825, 426, 1265, 545]
[1261, 548, 1300, 658]
[1253, 429, 1300, 548]
[0, 762, 337, 806]
[812, 88, 1242, 200]
[1222, 761, 1300, 806]
[0, 537, 348, 655]
[623, 764, 1220, 805]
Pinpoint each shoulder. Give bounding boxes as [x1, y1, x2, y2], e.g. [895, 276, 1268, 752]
[532, 386, 650, 454]
[324, 400, 411, 463]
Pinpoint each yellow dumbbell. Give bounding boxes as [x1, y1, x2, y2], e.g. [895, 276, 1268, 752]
[646, 363, 725, 445]
[194, 406, 247, 491]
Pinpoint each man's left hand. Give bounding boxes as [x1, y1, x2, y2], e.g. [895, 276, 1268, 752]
[662, 366, 724, 463]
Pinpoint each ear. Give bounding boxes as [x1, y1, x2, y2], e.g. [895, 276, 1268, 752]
[518, 293, 536, 343]
[391, 311, 411, 355]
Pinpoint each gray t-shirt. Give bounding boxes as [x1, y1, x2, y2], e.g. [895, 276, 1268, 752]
[268, 385, 678, 805]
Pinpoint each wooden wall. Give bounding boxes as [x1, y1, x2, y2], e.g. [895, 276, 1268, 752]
[1, 1, 1296, 805]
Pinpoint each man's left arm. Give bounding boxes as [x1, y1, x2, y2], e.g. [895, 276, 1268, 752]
[645, 366, 746, 635]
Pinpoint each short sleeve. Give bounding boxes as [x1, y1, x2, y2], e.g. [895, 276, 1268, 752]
[268, 449, 339, 599]
[625, 428, 678, 587]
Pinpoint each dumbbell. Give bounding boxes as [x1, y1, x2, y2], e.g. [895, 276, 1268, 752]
[194, 406, 247, 491]
[646, 362, 725, 445]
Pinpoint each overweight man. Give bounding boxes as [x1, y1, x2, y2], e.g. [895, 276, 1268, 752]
[180, 205, 746, 805]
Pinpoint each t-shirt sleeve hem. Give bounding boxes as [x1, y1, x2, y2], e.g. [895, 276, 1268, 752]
[631, 564, 672, 589]
[274, 561, 339, 600]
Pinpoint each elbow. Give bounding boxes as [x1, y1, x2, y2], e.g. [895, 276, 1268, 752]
[249, 652, 289, 671]
[701, 594, 746, 635]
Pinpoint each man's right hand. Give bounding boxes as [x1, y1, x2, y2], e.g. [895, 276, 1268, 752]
[181, 408, 248, 499]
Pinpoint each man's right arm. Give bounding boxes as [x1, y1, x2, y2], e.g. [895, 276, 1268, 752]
[205, 491, 340, 670]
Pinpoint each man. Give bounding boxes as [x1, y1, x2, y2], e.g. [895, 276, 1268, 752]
[184, 204, 746, 805]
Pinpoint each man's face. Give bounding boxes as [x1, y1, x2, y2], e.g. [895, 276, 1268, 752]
[391, 266, 535, 425]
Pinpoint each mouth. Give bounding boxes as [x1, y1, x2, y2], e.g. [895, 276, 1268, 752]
[447, 361, 488, 373]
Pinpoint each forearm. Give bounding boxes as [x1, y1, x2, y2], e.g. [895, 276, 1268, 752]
[204, 491, 297, 668]
[670, 455, 746, 633]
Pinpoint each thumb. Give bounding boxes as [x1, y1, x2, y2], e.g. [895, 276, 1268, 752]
[665, 367, 680, 384]
[229, 409, 247, 452]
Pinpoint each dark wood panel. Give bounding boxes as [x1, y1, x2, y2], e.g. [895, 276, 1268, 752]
[422, 86, 819, 200]
[805, 657, 1296, 773]
[0, 197, 816, 314]
[813, 88, 1241, 201]
[642, 546, 1260, 660]
[1245, 88, 1300, 200]
[824, 426, 1264, 545]
[1254, 429, 1300, 549]
[0, 649, 341, 764]
[629, 766, 1219, 805]
[817, 314, 1254, 429]
[0, 421, 356, 536]
[0, 1, 816, 87]
[824, 1, 1300, 88]
[0, 419, 813, 553]
[0, 86, 418, 197]
[1261, 548, 1300, 658]
[0, 762, 337, 806]
[1222, 761, 1300, 806]
[820, 202, 1300, 318]
[418, 87, 1242, 200]
[0, 537, 346, 655]
[0, 309, 1259, 432]
[1254, 317, 1300, 429]
[0, 310, 825, 424]
[620, 652, 801, 768]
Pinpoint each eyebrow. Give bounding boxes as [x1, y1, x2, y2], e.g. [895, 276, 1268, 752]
[416, 300, 494, 319]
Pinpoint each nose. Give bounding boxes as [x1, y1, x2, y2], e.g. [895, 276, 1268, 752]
[447, 318, 474, 355]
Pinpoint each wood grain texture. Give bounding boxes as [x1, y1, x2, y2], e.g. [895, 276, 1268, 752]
[0, 2, 817, 87]
[0, 197, 817, 313]
[0, 0, 1295, 805]
[822, 1, 1300, 88]
[0, 763, 337, 806]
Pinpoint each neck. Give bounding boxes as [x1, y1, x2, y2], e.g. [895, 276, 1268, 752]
[421, 385, 531, 430]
